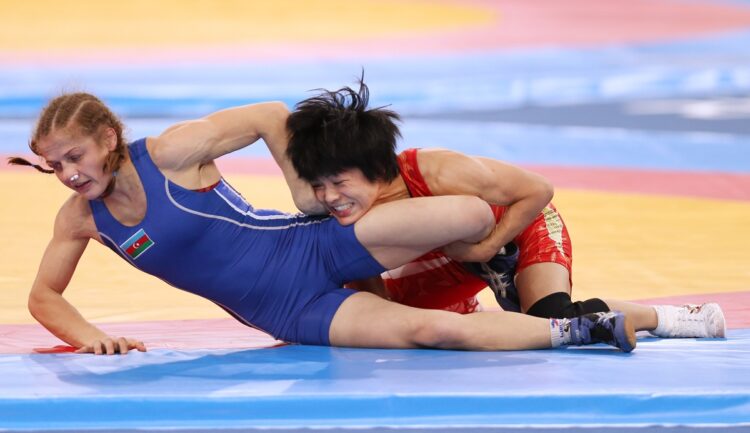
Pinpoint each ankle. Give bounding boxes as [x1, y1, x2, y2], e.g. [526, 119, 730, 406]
[549, 318, 572, 347]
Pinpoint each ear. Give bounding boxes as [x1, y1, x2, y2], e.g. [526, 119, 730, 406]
[104, 128, 117, 151]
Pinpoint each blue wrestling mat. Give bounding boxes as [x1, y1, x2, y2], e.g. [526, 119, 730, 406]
[1, 330, 748, 432]
[2, 1, 749, 432]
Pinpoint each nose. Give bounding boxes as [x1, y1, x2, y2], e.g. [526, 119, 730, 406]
[61, 163, 78, 183]
[323, 186, 340, 204]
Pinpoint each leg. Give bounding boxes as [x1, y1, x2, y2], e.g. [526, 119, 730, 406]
[329, 292, 635, 351]
[520, 276, 724, 337]
[518, 264, 661, 332]
[516, 262, 572, 313]
[330, 292, 551, 350]
[330, 292, 553, 350]
[603, 299, 658, 331]
[354, 195, 494, 270]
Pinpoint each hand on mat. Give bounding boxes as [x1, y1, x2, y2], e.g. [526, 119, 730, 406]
[75, 337, 147, 355]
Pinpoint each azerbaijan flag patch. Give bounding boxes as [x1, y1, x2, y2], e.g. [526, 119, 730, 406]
[120, 228, 155, 260]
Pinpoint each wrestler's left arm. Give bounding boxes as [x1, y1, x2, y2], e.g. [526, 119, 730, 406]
[420, 149, 553, 262]
[150, 102, 325, 214]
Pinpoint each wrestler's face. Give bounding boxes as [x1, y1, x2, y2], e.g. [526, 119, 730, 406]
[311, 168, 380, 226]
[36, 127, 117, 200]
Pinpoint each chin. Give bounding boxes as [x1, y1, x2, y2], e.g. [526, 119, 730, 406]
[334, 213, 360, 226]
[334, 216, 353, 226]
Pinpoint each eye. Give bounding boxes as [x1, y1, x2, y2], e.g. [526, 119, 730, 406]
[68, 154, 81, 162]
[46, 162, 61, 171]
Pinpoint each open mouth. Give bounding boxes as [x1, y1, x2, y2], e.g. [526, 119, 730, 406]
[73, 180, 92, 192]
[330, 203, 353, 216]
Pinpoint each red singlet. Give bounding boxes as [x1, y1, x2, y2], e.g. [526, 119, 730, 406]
[381, 148, 573, 313]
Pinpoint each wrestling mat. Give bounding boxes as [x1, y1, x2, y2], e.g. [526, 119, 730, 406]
[1, 0, 749, 430]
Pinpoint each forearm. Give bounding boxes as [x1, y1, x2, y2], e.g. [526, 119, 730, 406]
[259, 105, 327, 214]
[481, 171, 554, 251]
[28, 288, 108, 349]
[487, 196, 549, 251]
[442, 193, 551, 262]
[288, 184, 327, 215]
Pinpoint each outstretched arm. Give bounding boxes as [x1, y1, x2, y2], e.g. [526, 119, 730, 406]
[421, 149, 553, 261]
[152, 101, 325, 213]
[28, 199, 146, 355]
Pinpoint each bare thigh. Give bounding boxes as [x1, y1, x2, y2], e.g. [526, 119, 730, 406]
[328, 291, 448, 348]
[328, 292, 553, 351]
[354, 196, 493, 270]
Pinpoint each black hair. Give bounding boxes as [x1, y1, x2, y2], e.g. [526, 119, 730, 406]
[286, 79, 401, 183]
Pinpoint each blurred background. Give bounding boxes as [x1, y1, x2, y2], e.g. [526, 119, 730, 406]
[1, 0, 749, 327]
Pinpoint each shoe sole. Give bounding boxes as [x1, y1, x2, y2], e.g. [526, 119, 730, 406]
[619, 314, 637, 353]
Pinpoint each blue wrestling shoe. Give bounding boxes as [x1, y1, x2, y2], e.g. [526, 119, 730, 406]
[463, 242, 521, 312]
[570, 311, 636, 353]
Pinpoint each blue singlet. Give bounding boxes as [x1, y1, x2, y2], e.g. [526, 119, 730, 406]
[89, 139, 385, 345]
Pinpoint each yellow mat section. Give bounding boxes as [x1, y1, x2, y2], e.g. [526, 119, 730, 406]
[0, 0, 493, 51]
[1, 171, 747, 324]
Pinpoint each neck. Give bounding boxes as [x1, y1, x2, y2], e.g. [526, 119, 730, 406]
[374, 175, 410, 206]
[102, 157, 138, 202]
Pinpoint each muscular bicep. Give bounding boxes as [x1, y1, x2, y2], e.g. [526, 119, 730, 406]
[424, 150, 547, 206]
[152, 102, 289, 170]
[32, 207, 90, 296]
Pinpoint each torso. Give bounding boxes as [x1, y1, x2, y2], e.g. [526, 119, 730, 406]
[74, 137, 221, 244]
[399, 148, 574, 295]
[380, 148, 490, 313]
[83, 138, 382, 344]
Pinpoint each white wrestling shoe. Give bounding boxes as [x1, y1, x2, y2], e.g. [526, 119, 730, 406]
[651, 303, 726, 338]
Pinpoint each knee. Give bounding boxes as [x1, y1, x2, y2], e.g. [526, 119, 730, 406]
[411, 314, 469, 349]
[526, 292, 610, 318]
[459, 196, 495, 241]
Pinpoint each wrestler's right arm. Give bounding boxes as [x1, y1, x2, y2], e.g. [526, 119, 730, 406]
[27, 196, 146, 355]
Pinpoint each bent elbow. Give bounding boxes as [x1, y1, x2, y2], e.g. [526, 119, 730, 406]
[27, 286, 56, 324]
[541, 178, 554, 204]
[27, 290, 44, 321]
[527, 172, 553, 206]
[290, 185, 328, 215]
[294, 194, 327, 215]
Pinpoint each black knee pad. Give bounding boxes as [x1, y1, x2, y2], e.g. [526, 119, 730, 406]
[526, 292, 610, 318]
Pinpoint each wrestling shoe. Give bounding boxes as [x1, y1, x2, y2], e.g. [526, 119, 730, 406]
[651, 303, 726, 338]
[463, 242, 520, 311]
[569, 311, 636, 352]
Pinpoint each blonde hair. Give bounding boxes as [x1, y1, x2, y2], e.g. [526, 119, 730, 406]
[8, 92, 127, 175]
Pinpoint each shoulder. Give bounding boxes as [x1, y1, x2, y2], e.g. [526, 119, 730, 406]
[148, 119, 217, 170]
[54, 194, 99, 241]
[416, 148, 493, 196]
[416, 148, 487, 178]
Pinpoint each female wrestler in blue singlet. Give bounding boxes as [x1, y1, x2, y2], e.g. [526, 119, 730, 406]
[10, 92, 635, 355]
